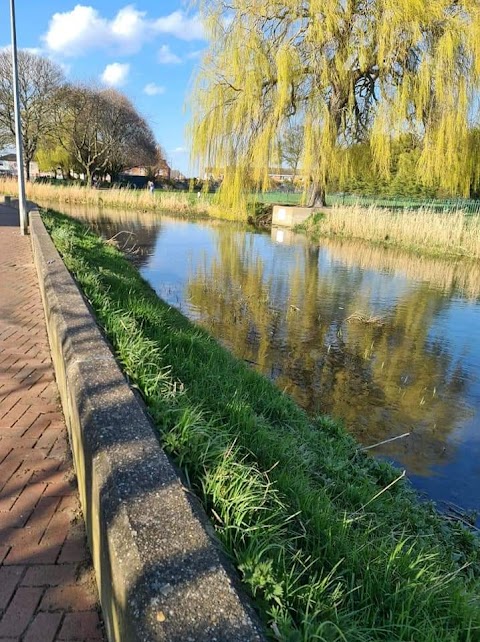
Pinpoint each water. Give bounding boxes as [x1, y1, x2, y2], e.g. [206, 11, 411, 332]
[61, 205, 480, 524]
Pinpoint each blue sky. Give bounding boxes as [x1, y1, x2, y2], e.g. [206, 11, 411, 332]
[0, 1, 206, 174]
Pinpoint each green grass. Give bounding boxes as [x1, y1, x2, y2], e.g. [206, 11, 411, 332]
[257, 191, 480, 214]
[43, 208, 480, 642]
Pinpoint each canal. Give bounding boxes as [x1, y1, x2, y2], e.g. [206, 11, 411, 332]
[58, 205, 480, 525]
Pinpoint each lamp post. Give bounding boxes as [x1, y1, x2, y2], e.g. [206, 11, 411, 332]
[9, 0, 27, 235]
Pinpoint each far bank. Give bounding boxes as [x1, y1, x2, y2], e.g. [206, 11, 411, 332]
[2, 178, 480, 259]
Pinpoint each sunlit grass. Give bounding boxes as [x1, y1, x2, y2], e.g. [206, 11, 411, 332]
[43, 208, 480, 641]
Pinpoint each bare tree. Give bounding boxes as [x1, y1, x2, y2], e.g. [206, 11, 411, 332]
[281, 124, 303, 183]
[144, 145, 170, 182]
[0, 50, 64, 180]
[52, 86, 105, 185]
[100, 89, 157, 182]
[54, 85, 158, 185]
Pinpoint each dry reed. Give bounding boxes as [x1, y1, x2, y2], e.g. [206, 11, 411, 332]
[0, 177, 225, 218]
[345, 312, 386, 325]
[311, 204, 480, 259]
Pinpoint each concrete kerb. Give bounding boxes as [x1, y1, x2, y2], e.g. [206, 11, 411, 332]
[29, 211, 266, 642]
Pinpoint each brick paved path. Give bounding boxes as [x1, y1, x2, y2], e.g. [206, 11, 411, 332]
[0, 206, 104, 641]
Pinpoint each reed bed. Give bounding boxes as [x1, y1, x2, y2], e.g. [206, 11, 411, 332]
[0, 177, 225, 218]
[306, 204, 480, 259]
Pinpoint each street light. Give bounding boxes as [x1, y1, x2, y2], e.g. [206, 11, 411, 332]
[9, 0, 27, 235]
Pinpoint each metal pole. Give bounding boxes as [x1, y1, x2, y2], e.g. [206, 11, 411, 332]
[9, 0, 27, 235]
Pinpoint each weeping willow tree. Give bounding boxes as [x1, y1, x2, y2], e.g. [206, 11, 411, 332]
[190, 0, 480, 208]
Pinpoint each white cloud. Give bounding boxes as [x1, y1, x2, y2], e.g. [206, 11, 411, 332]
[154, 11, 205, 41]
[101, 62, 130, 87]
[186, 49, 204, 60]
[111, 5, 147, 40]
[143, 83, 165, 96]
[43, 4, 205, 57]
[172, 146, 187, 153]
[157, 45, 181, 65]
[44, 6, 110, 56]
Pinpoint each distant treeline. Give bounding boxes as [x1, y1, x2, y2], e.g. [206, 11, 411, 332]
[0, 50, 166, 185]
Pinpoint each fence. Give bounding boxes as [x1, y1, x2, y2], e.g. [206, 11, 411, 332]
[261, 191, 480, 214]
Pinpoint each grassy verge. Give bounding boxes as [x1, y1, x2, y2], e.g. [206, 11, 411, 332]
[297, 206, 480, 260]
[43, 208, 480, 642]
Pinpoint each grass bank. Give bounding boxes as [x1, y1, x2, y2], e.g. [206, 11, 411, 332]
[299, 205, 480, 259]
[43, 209, 480, 641]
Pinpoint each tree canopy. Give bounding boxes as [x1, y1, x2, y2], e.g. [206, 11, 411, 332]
[50, 85, 158, 184]
[191, 0, 480, 206]
[0, 50, 64, 180]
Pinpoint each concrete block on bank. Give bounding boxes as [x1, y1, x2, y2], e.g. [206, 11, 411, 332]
[29, 212, 266, 642]
[272, 205, 314, 227]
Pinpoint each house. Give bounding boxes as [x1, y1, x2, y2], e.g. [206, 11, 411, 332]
[170, 169, 186, 181]
[0, 159, 13, 177]
[120, 158, 171, 182]
[0, 153, 39, 179]
[203, 166, 300, 184]
[268, 167, 296, 183]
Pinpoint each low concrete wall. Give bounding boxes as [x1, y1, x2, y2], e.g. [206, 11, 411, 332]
[29, 211, 265, 642]
[272, 205, 314, 227]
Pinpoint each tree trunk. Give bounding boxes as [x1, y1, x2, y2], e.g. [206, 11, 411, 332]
[25, 158, 31, 182]
[307, 181, 326, 207]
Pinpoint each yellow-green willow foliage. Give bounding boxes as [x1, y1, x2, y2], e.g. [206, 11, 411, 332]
[190, 0, 480, 209]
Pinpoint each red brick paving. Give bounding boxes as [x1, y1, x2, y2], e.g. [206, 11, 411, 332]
[0, 206, 104, 641]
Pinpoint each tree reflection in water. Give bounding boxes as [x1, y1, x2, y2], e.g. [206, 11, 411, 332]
[186, 227, 472, 478]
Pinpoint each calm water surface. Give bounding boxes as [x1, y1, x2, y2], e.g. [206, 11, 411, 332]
[63, 205, 480, 523]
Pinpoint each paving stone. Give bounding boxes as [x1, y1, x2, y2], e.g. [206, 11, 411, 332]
[0, 586, 42, 637]
[22, 611, 62, 642]
[21, 563, 78, 587]
[58, 611, 104, 640]
[0, 566, 24, 610]
[40, 585, 98, 613]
